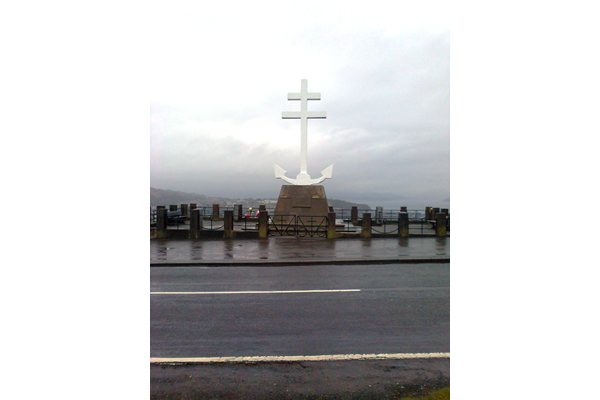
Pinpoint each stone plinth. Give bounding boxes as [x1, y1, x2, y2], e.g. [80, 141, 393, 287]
[273, 185, 329, 231]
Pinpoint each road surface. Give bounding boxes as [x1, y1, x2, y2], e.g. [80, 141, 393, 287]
[151, 263, 449, 358]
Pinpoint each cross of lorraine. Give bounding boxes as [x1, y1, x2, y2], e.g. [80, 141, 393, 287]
[274, 79, 333, 185]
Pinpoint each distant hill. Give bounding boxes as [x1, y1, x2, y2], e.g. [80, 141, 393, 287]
[150, 188, 208, 207]
[352, 192, 405, 201]
[328, 198, 371, 210]
[151, 188, 371, 210]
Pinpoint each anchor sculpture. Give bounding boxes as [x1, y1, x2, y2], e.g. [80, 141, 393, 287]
[274, 79, 333, 185]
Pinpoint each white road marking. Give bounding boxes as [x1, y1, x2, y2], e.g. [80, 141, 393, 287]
[150, 352, 450, 363]
[150, 289, 361, 295]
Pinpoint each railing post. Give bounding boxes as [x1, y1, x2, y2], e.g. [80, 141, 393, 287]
[169, 205, 177, 212]
[224, 210, 234, 239]
[258, 211, 269, 238]
[361, 213, 372, 238]
[190, 208, 201, 239]
[436, 212, 447, 237]
[398, 212, 409, 238]
[190, 203, 197, 211]
[400, 206, 407, 212]
[375, 207, 383, 225]
[156, 207, 167, 239]
[180, 204, 188, 216]
[351, 206, 358, 224]
[213, 204, 220, 219]
[426, 206, 433, 220]
[327, 212, 337, 239]
[237, 204, 243, 221]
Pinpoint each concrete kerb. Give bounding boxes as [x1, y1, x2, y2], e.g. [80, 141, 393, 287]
[150, 352, 450, 365]
[150, 256, 450, 267]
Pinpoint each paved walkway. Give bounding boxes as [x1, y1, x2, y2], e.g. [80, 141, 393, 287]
[150, 236, 450, 265]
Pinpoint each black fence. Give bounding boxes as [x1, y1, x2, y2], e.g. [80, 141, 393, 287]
[268, 215, 328, 238]
[151, 205, 449, 238]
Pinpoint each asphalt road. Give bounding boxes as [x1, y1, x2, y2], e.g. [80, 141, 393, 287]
[151, 263, 449, 358]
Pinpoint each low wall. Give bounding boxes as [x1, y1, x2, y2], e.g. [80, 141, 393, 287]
[151, 205, 449, 240]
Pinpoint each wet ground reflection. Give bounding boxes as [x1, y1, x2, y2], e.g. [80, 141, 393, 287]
[150, 237, 450, 261]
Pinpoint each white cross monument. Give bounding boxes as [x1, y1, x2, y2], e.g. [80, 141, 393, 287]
[274, 79, 334, 185]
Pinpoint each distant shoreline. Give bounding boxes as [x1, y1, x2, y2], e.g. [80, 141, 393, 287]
[150, 187, 449, 212]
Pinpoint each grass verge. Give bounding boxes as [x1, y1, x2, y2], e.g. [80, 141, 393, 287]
[401, 386, 450, 400]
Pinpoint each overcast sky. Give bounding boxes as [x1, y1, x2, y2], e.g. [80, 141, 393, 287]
[150, 2, 450, 209]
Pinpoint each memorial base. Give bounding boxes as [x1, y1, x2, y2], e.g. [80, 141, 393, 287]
[272, 185, 330, 232]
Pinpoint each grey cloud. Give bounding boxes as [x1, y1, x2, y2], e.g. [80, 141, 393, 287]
[150, 27, 449, 209]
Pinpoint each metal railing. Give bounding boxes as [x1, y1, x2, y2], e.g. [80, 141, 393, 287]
[150, 208, 187, 229]
[268, 215, 328, 238]
[151, 205, 447, 236]
[203, 216, 225, 231]
[370, 218, 400, 234]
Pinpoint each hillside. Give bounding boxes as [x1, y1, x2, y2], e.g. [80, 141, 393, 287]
[327, 198, 371, 210]
[150, 188, 371, 210]
[150, 188, 241, 208]
[150, 188, 207, 206]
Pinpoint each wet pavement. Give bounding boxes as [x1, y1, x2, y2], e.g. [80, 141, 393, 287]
[150, 236, 450, 264]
